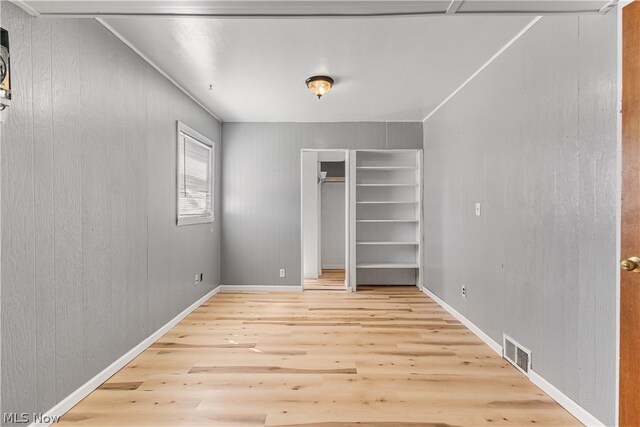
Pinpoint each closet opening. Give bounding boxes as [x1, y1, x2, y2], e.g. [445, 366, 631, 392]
[301, 149, 351, 291]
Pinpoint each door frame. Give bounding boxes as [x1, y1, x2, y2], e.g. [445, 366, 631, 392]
[300, 149, 352, 291]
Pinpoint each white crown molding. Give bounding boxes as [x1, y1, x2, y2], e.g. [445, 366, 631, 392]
[423, 16, 542, 122]
[9, 0, 40, 17]
[96, 18, 223, 123]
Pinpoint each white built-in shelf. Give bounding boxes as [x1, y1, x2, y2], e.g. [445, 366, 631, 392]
[352, 149, 423, 285]
[357, 241, 419, 245]
[356, 200, 418, 204]
[356, 183, 417, 187]
[356, 219, 418, 223]
[356, 166, 417, 171]
[356, 263, 420, 269]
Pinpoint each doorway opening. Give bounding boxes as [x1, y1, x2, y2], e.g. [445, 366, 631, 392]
[301, 149, 350, 291]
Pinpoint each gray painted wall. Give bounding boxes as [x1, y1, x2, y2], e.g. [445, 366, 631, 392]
[222, 122, 422, 286]
[423, 14, 617, 424]
[1, 4, 221, 423]
[321, 182, 345, 269]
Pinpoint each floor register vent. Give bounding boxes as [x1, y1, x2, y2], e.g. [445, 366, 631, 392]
[503, 334, 531, 376]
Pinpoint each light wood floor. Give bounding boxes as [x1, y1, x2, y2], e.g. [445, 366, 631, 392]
[304, 269, 346, 291]
[59, 287, 579, 426]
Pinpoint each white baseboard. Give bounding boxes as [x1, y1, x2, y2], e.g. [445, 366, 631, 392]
[221, 285, 302, 292]
[322, 265, 345, 269]
[529, 370, 605, 427]
[30, 286, 221, 427]
[421, 285, 604, 427]
[421, 286, 502, 354]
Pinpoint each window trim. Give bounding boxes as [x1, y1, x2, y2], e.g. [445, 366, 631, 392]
[176, 121, 215, 226]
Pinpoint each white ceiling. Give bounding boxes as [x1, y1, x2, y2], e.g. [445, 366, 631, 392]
[22, 1, 614, 122]
[103, 15, 534, 121]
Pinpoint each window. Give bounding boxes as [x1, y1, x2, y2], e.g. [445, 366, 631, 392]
[176, 122, 214, 226]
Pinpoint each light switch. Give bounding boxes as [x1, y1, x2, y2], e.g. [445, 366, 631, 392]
[475, 203, 481, 216]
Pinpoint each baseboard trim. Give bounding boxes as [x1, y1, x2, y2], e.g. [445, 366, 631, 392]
[322, 265, 345, 269]
[421, 286, 502, 354]
[421, 285, 605, 427]
[529, 370, 605, 427]
[30, 286, 221, 427]
[221, 285, 303, 292]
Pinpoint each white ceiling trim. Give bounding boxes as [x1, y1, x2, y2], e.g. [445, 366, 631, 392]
[446, 0, 465, 14]
[10, 0, 40, 16]
[26, 10, 608, 18]
[17, 0, 615, 18]
[96, 18, 223, 123]
[422, 15, 542, 122]
[9, 1, 223, 122]
[599, 0, 618, 12]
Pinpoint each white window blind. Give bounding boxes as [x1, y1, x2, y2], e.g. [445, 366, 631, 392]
[177, 122, 214, 226]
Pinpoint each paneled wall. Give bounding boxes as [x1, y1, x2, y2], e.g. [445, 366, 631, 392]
[222, 122, 422, 286]
[422, 14, 617, 424]
[1, 4, 221, 422]
[321, 182, 345, 269]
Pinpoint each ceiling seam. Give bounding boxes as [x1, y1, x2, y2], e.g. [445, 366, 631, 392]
[422, 15, 542, 123]
[598, 0, 618, 14]
[95, 17, 224, 123]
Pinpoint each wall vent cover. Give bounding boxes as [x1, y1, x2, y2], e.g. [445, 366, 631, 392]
[503, 334, 531, 376]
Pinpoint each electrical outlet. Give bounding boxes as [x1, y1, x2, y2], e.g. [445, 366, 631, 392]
[279, 269, 286, 278]
[475, 203, 481, 216]
[194, 274, 200, 286]
[462, 285, 467, 299]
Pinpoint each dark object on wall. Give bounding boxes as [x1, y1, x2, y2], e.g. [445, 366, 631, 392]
[1, 27, 10, 121]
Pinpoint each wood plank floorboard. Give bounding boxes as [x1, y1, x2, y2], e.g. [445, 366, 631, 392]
[58, 286, 579, 426]
[304, 269, 346, 291]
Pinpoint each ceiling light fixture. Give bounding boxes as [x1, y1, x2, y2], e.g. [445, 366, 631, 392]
[305, 75, 334, 99]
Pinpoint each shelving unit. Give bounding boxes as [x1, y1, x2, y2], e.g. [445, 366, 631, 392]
[356, 201, 418, 204]
[356, 219, 418, 223]
[356, 241, 419, 245]
[357, 262, 420, 269]
[350, 149, 423, 289]
[356, 166, 417, 171]
[356, 183, 417, 187]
